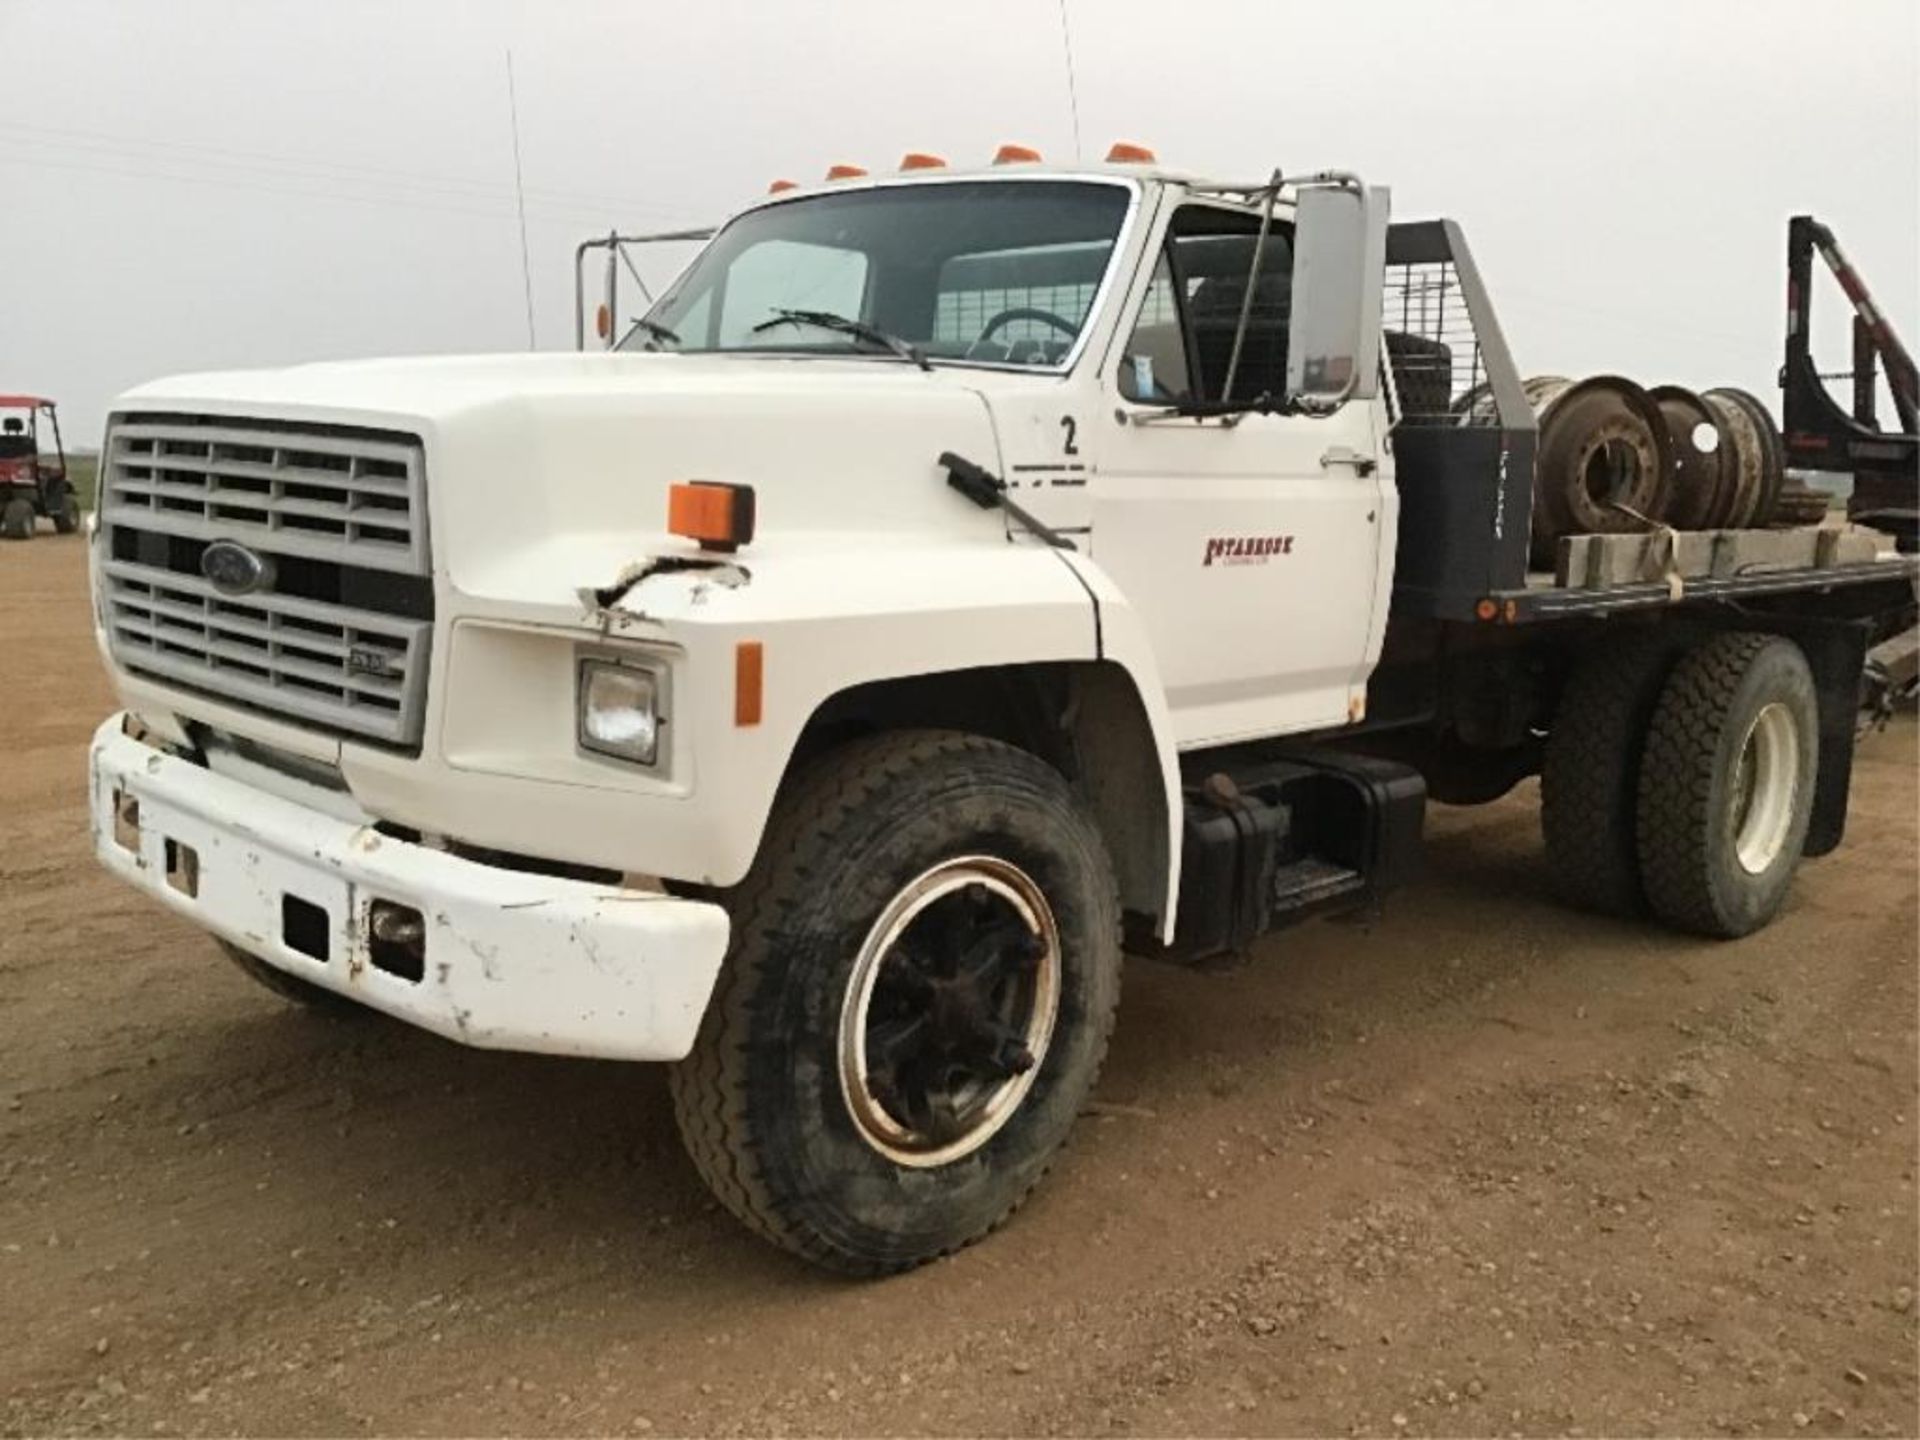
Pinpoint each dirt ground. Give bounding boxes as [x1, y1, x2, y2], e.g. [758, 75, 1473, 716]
[3, 537, 1916, 1439]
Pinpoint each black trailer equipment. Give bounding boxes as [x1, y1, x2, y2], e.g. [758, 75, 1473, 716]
[1780, 215, 1919, 548]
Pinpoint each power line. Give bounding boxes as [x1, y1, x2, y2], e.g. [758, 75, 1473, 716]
[0, 118, 689, 220]
[0, 145, 699, 228]
[0, 149, 527, 221]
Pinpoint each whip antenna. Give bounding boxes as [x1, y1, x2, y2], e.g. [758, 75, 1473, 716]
[1056, 0, 1083, 163]
[506, 48, 537, 349]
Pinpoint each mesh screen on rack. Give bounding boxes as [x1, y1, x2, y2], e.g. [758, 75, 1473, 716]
[1383, 261, 1495, 427]
[931, 283, 1098, 364]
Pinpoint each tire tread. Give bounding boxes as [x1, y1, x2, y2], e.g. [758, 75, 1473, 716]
[1541, 636, 1678, 916]
[669, 729, 1119, 1274]
[1636, 632, 1781, 936]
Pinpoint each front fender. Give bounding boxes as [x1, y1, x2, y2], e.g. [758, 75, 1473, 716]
[341, 536, 1189, 937]
[1055, 550, 1185, 940]
[347, 538, 1096, 888]
[652, 539, 1105, 887]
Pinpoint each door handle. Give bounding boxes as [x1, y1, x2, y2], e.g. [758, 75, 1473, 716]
[1320, 446, 1377, 476]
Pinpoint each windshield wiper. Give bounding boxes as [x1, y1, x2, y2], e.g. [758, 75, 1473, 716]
[618, 316, 681, 350]
[938, 450, 1076, 550]
[751, 308, 932, 372]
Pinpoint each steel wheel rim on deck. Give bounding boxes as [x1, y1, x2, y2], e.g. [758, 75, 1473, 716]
[838, 856, 1062, 1168]
[1730, 702, 1801, 874]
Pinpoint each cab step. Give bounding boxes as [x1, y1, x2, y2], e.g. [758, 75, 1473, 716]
[1268, 856, 1367, 915]
[1157, 749, 1425, 965]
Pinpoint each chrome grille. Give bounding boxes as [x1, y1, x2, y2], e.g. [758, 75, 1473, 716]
[101, 414, 432, 748]
[104, 418, 426, 571]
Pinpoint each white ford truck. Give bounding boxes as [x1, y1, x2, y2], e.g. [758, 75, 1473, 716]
[88, 149, 1917, 1273]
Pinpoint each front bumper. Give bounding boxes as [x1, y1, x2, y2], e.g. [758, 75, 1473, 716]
[88, 716, 730, 1060]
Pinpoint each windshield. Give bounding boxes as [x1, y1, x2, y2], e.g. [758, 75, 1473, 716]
[630, 180, 1132, 368]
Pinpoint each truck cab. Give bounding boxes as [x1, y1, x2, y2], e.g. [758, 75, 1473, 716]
[86, 150, 1913, 1274]
[608, 160, 1394, 743]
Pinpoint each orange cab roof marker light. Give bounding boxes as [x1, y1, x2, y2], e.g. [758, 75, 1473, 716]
[1105, 141, 1157, 164]
[767, 178, 797, 193]
[824, 163, 868, 181]
[993, 143, 1043, 165]
[899, 152, 946, 170]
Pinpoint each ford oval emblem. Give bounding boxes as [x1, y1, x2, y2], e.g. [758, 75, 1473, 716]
[200, 540, 275, 597]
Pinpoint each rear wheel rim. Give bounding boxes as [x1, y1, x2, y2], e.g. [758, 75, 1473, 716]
[838, 856, 1061, 1168]
[1730, 702, 1800, 874]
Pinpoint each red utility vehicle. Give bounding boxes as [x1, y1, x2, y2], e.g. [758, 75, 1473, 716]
[0, 395, 79, 539]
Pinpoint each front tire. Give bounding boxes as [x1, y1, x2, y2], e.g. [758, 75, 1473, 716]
[1636, 633, 1818, 938]
[216, 940, 368, 1017]
[51, 491, 80, 534]
[671, 730, 1122, 1275]
[0, 497, 34, 540]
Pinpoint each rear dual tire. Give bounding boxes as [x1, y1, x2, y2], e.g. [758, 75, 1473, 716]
[1541, 636, 1680, 917]
[1544, 631, 1818, 937]
[1635, 633, 1818, 937]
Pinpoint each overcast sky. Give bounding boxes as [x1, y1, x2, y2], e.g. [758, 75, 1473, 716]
[2, 0, 1914, 444]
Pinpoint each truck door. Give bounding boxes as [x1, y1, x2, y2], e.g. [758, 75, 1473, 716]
[1090, 203, 1389, 747]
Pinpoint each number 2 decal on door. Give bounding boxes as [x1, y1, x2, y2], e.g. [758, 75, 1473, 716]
[1060, 414, 1079, 456]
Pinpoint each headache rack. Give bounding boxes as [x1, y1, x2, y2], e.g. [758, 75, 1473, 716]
[1379, 220, 1537, 620]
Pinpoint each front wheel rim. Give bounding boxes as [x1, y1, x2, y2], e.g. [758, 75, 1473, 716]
[1730, 702, 1801, 874]
[838, 856, 1062, 1168]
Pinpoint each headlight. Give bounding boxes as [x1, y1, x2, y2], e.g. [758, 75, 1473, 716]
[577, 659, 662, 765]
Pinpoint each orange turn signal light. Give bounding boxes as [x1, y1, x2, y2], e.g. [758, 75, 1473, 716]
[768, 178, 797, 194]
[1105, 140, 1157, 164]
[899, 151, 946, 170]
[668, 481, 756, 554]
[824, 163, 868, 181]
[734, 642, 764, 727]
[993, 143, 1043, 164]
[594, 303, 612, 341]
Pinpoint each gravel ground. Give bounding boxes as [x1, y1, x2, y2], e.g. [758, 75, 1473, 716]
[2, 538, 1915, 1437]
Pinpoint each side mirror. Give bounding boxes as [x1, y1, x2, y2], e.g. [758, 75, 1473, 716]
[1284, 176, 1391, 412]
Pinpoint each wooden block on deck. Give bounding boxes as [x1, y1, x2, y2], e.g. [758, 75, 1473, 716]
[1557, 530, 1714, 588]
[1555, 525, 1885, 590]
[1706, 529, 1817, 578]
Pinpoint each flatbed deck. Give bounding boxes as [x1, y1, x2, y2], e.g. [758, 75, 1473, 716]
[1488, 552, 1918, 623]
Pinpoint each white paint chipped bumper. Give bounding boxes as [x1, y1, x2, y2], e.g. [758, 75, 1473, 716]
[88, 716, 730, 1060]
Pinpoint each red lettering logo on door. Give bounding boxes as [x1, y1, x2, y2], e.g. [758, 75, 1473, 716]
[1203, 535, 1295, 567]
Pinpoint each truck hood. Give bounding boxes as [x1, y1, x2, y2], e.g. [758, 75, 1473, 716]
[116, 352, 1028, 609]
[118, 350, 1001, 426]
